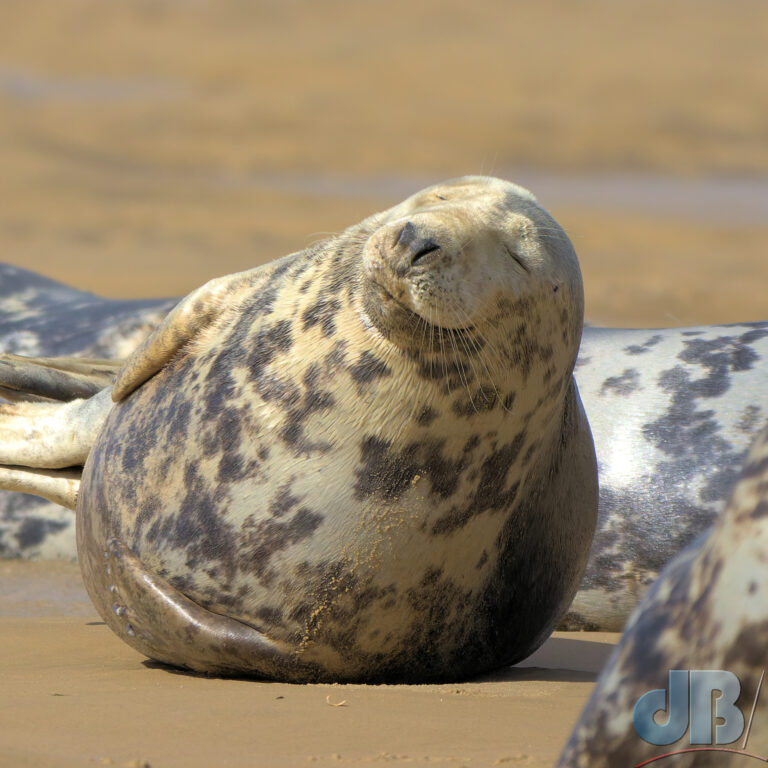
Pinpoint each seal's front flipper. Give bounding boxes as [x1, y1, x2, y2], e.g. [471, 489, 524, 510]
[112, 268, 265, 402]
[100, 538, 312, 681]
[0, 354, 119, 402]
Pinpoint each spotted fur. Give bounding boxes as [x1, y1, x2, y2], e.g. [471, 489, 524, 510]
[558, 420, 768, 767]
[565, 323, 768, 630]
[2, 266, 767, 643]
[0, 264, 173, 558]
[73, 176, 597, 681]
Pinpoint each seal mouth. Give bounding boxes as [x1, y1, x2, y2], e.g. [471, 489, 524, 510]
[369, 279, 475, 337]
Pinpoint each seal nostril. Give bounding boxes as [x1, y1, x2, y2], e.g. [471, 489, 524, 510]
[410, 241, 440, 265]
[396, 222, 418, 248]
[393, 223, 441, 267]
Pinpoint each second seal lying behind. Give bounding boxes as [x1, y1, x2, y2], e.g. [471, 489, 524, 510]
[4, 176, 598, 682]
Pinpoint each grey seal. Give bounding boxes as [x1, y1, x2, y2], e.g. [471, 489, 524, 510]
[0, 263, 173, 558]
[2, 272, 767, 635]
[558, 418, 768, 767]
[0, 176, 597, 682]
[564, 322, 768, 630]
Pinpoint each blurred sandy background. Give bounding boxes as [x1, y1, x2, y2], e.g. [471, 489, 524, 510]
[0, 1, 766, 766]
[1, 0, 766, 326]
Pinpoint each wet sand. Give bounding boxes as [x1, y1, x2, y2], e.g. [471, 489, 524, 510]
[1, 1, 766, 765]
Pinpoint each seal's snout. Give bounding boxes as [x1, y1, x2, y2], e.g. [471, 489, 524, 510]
[391, 222, 441, 276]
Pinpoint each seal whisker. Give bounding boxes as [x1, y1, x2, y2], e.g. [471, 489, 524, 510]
[446, 299, 487, 403]
[459, 315, 496, 408]
[455, 303, 507, 382]
[428, 304, 436, 381]
[452, 300, 508, 412]
[448, 326, 477, 413]
[453, 317, 484, 398]
[439, 319, 451, 395]
[418, 306, 430, 361]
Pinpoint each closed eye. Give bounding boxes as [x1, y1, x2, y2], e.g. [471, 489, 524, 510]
[505, 245, 530, 273]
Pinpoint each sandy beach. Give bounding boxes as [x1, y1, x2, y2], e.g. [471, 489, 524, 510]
[1, 0, 766, 765]
[0, 561, 619, 768]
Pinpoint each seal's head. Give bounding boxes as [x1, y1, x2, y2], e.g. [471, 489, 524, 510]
[360, 176, 584, 384]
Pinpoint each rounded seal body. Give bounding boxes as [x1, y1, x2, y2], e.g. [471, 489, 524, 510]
[77, 176, 597, 682]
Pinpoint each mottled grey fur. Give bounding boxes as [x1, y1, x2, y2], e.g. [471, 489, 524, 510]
[559, 420, 768, 767]
[4, 177, 597, 681]
[565, 323, 768, 629]
[0, 263, 173, 558]
[2, 268, 767, 637]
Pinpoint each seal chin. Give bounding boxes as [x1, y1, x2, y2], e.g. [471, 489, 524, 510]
[362, 278, 474, 348]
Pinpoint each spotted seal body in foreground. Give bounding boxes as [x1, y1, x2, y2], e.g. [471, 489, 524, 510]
[59, 176, 596, 682]
[558, 420, 768, 767]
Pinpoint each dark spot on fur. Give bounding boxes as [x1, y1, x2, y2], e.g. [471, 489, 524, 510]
[278, 365, 335, 454]
[247, 319, 294, 380]
[240, 507, 324, 585]
[417, 406, 439, 426]
[132, 494, 161, 540]
[432, 431, 526, 534]
[268, 481, 302, 518]
[724, 620, 768, 670]
[600, 368, 640, 396]
[624, 335, 663, 355]
[751, 500, 768, 519]
[452, 387, 498, 417]
[354, 436, 465, 501]
[14, 517, 68, 549]
[168, 462, 239, 579]
[745, 455, 768, 480]
[255, 606, 285, 627]
[302, 297, 341, 337]
[349, 351, 392, 386]
[522, 441, 538, 467]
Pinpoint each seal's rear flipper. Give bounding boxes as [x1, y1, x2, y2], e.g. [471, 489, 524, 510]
[0, 386, 112, 469]
[0, 354, 119, 402]
[0, 465, 80, 509]
[0, 381, 114, 508]
[97, 538, 312, 680]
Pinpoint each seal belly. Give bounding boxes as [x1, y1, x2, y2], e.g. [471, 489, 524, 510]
[78, 343, 596, 681]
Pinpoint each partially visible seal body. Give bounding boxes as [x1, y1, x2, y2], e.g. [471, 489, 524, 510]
[565, 322, 768, 629]
[558, 420, 768, 767]
[76, 176, 597, 682]
[0, 263, 173, 361]
[0, 264, 173, 558]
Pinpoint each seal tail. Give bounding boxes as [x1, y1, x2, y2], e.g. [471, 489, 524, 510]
[0, 353, 117, 510]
